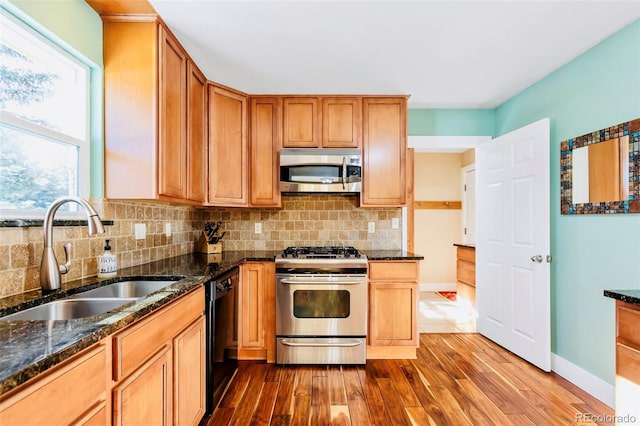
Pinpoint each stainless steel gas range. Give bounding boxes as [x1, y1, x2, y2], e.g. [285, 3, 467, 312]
[275, 246, 368, 364]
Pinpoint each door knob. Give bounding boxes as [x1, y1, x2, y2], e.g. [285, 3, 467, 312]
[531, 255, 543, 263]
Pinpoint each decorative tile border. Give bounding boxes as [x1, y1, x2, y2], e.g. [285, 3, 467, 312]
[560, 118, 640, 214]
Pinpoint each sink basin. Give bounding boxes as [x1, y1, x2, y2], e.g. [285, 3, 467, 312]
[69, 280, 179, 299]
[0, 298, 137, 321]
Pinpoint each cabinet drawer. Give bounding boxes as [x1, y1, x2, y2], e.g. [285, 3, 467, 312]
[0, 343, 106, 426]
[457, 246, 475, 263]
[617, 343, 640, 384]
[369, 261, 418, 282]
[457, 260, 475, 287]
[113, 286, 204, 380]
[617, 302, 640, 349]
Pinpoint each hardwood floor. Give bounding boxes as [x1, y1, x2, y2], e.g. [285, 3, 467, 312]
[207, 334, 613, 425]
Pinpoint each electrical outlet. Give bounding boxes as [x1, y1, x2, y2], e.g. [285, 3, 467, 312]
[368, 222, 375, 234]
[134, 223, 146, 240]
[391, 218, 400, 229]
[165, 223, 171, 237]
[255, 223, 262, 234]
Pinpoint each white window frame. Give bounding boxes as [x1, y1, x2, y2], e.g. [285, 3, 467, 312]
[0, 8, 91, 219]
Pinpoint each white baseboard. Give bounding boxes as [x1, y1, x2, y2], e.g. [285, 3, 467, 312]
[419, 282, 457, 292]
[551, 353, 614, 408]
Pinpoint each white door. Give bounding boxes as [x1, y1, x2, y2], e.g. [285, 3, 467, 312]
[462, 165, 476, 245]
[476, 118, 551, 372]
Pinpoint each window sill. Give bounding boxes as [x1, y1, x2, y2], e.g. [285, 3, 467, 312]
[0, 219, 114, 228]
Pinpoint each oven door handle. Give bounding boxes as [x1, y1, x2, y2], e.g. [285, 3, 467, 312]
[279, 339, 363, 348]
[279, 278, 364, 285]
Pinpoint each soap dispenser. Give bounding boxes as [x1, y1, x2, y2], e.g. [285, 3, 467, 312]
[97, 239, 117, 277]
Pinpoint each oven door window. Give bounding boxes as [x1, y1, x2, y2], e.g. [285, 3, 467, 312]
[281, 165, 341, 184]
[293, 290, 350, 318]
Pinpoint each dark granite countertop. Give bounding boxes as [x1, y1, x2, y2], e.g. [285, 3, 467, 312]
[453, 243, 475, 249]
[604, 290, 640, 306]
[363, 250, 424, 261]
[0, 250, 278, 395]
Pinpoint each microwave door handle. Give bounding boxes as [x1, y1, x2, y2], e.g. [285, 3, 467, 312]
[342, 156, 347, 190]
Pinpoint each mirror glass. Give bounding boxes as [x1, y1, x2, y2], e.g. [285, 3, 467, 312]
[561, 118, 639, 215]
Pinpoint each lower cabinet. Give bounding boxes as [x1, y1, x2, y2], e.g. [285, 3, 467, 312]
[615, 300, 640, 421]
[238, 261, 276, 362]
[112, 286, 205, 426]
[367, 260, 419, 359]
[0, 341, 108, 426]
[0, 286, 206, 426]
[113, 346, 173, 425]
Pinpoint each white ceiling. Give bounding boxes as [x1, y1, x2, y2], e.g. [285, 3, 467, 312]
[149, 0, 640, 109]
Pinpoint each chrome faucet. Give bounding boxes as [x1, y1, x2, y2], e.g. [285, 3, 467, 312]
[40, 196, 105, 291]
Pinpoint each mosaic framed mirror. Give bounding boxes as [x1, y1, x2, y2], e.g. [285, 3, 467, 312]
[560, 118, 639, 214]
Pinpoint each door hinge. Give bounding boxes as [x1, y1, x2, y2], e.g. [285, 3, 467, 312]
[464, 184, 467, 191]
[546, 255, 552, 263]
[464, 227, 467, 235]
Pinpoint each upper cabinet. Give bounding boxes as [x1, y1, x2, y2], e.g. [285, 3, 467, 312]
[322, 97, 361, 149]
[250, 97, 281, 207]
[282, 97, 362, 149]
[101, 16, 205, 204]
[361, 97, 407, 206]
[282, 97, 320, 148]
[208, 85, 249, 206]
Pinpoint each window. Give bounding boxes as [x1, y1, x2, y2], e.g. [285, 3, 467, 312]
[0, 8, 90, 217]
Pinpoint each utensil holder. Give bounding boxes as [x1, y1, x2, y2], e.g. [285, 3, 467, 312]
[195, 233, 223, 253]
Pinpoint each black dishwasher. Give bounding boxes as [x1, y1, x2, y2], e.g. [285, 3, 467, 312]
[204, 266, 238, 415]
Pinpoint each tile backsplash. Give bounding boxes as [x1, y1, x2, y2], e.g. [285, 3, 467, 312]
[0, 195, 401, 297]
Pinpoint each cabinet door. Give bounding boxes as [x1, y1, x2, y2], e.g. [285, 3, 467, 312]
[238, 262, 275, 361]
[113, 346, 173, 426]
[282, 97, 320, 148]
[250, 97, 281, 207]
[362, 97, 407, 206]
[173, 316, 206, 426]
[186, 62, 207, 203]
[322, 97, 361, 148]
[158, 26, 187, 199]
[0, 342, 107, 426]
[368, 282, 418, 346]
[208, 85, 248, 206]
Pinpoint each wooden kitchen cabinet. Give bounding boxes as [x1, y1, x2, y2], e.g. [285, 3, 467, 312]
[186, 62, 208, 203]
[113, 345, 173, 425]
[238, 262, 276, 362]
[368, 260, 419, 359]
[361, 97, 408, 206]
[208, 84, 249, 206]
[100, 16, 206, 204]
[456, 245, 476, 308]
[250, 97, 281, 207]
[282, 97, 321, 148]
[112, 286, 205, 425]
[615, 301, 640, 421]
[322, 97, 361, 148]
[0, 341, 108, 426]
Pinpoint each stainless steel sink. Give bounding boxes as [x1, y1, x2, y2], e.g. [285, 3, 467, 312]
[0, 298, 137, 321]
[69, 280, 178, 299]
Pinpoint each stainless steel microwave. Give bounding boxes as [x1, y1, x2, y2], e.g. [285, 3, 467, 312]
[280, 148, 362, 193]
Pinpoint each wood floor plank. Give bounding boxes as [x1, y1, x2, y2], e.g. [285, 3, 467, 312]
[455, 377, 516, 425]
[357, 366, 392, 426]
[404, 406, 434, 426]
[328, 365, 347, 405]
[229, 363, 268, 425]
[342, 367, 373, 426]
[290, 394, 310, 426]
[376, 377, 414, 426]
[384, 359, 422, 407]
[427, 384, 474, 425]
[330, 405, 351, 425]
[311, 375, 331, 425]
[250, 381, 279, 425]
[217, 363, 251, 408]
[271, 367, 296, 423]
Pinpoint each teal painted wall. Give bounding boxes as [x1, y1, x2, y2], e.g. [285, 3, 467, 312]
[495, 20, 640, 384]
[408, 108, 495, 136]
[4, 0, 104, 197]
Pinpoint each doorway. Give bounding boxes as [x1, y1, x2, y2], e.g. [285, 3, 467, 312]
[407, 136, 490, 333]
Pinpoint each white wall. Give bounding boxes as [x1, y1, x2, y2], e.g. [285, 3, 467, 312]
[414, 153, 462, 286]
